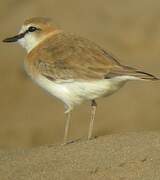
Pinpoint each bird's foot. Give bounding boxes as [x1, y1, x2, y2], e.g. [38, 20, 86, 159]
[61, 138, 81, 145]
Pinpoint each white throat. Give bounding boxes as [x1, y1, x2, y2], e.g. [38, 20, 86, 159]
[18, 33, 44, 53]
[18, 30, 61, 53]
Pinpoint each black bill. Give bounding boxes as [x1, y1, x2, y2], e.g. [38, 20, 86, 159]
[3, 32, 26, 43]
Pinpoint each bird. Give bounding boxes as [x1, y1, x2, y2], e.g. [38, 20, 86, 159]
[3, 17, 159, 144]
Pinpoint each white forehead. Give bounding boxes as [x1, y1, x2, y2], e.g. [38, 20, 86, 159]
[19, 25, 28, 33]
[19, 24, 37, 33]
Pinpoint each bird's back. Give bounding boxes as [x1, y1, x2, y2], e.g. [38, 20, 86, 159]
[26, 32, 123, 80]
[26, 32, 158, 82]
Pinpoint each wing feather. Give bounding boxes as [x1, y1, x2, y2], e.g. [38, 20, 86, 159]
[27, 33, 157, 81]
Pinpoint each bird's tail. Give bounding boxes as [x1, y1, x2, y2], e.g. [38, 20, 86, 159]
[130, 70, 159, 81]
[107, 65, 159, 81]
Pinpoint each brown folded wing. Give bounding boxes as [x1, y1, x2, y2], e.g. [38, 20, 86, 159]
[27, 33, 157, 81]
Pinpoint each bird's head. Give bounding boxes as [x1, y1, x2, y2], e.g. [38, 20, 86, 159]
[3, 17, 61, 52]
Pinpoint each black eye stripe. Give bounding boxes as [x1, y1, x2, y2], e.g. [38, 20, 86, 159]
[28, 26, 39, 32]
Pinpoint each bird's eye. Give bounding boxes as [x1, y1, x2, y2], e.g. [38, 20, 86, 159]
[28, 26, 38, 32]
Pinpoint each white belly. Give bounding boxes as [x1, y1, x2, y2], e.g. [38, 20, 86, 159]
[33, 75, 130, 111]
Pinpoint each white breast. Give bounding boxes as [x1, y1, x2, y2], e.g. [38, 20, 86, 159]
[33, 75, 131, 111]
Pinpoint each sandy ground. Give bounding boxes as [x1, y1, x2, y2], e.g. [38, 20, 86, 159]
[0, 131, 160, 180]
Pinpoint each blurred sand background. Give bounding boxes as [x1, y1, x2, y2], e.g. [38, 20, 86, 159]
[0, 0, 160, 149]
